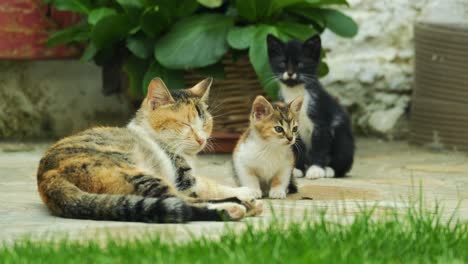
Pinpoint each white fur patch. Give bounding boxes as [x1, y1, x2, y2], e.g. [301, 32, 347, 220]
[127, 120, 176, 183]
[292, 168, 304, 178]
[305, 165, 325, 179]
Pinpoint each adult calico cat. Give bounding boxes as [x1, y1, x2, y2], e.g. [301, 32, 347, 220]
[266, 34, 355, 178]
[37, 78, 262, 223]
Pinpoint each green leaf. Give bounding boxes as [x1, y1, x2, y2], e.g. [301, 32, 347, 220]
[116, 0, 144, 23]
[143, 62, 185, 94]
[197, 63, 225, 80]
[318, 60, 329, 77]
[47, 23, 91, 47]
[127, 36, 154, 59]
[48, 0, 92, 14]
[154, 14, 234, 69]
[91, 14, 133, 48]
[140, 8, 170, 38]
[305, 0, 349, 6]
[197, 0, 223, 8]
[80, 43, 98, 62]
[227, 26, 257, 50]
[236, 0, 257, 22]
[122, 55, 149, 98]
[249, 25, 280, 99]
[276, 21, 317, 41]
[321, 9, 358, 37]
[88, 8, 117, 25]
[286, 7, 326, 28]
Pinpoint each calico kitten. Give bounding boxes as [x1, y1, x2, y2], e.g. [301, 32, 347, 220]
[37, 78, 262, 223]
[233, 96, 303, 199]
[267, 34, 355, 178]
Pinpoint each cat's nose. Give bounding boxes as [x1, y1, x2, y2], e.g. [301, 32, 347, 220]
[196, 138, 205, 146]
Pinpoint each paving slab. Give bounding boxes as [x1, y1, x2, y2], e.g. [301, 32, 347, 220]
[0, 139, 467, 244]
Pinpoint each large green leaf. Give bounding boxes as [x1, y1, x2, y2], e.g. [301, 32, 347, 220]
[91, 14, 133, 48]
[127, 36, 154, 59]
[227, 26, 257, 50]
[122, 55, 149, 98]
[321, 9, 358, 37]
[197, 0, 223, 8]
[88, 8, 117, 25]
[46, 23, 91, 47]
[249, 25, 280, 99]
[154, 14, 234, 69]
[143, 62, 185, 94]
[276, 21, 317, 41]
[47, 0, 92, 13]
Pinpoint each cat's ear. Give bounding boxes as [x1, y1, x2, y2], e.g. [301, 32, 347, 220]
[146, 78, 175, 110]
[303, 34, 321, 62]
[189, 77, 213, 102]
[266, 34, 284, 58]
[252, 96, 273, 120]
[289, 96, 304, 113]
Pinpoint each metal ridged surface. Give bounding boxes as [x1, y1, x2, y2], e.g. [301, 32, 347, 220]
[411, 22, 468, 151]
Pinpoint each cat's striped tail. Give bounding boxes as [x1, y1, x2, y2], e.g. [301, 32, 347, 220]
[37, 171, 239, 223]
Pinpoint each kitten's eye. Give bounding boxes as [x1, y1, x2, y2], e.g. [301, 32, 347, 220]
[274, 126, 284, 133]
[292, 126, 298, 133]
[279, 62, 286, 68]
[298, 62, 304, 68]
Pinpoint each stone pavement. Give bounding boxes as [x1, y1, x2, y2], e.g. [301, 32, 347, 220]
[0, 139, 467, 244]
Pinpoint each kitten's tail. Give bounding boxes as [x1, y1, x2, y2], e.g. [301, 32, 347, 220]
[37, 170, 227, 223]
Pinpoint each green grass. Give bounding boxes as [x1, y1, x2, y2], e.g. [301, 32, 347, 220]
[1, 203, 467, 264]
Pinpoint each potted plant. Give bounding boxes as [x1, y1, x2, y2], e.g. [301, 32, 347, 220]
[45, 0, 358, 152]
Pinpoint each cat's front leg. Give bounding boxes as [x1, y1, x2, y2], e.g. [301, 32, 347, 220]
[269, 168, 292, 199]
[305, 127, 335, 179]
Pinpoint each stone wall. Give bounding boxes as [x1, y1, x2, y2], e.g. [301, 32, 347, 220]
[0, 61, 131, 139]
[321, 0, 468, 138]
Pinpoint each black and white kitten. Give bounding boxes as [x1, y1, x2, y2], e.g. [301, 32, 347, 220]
[266, 34, 355, 178]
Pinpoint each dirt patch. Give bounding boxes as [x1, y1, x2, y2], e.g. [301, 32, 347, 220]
[287, 185, 380, 201]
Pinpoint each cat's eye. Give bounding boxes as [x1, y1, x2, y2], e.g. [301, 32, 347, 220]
[274, 126, 284, 133]
[195, 105, 203, 118]
[298, 62, 304, 68]
[279, 62, 286, 68]
[292, 126, 298, 133]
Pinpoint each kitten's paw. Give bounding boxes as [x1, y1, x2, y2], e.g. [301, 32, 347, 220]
[305, 165, 325, 179]
[208, 203, 246, 221]
[324, 167, 335, 178]
[292, 168, 304, 178]
[269, 188, 287, 199]
[243, 199, 264, 217]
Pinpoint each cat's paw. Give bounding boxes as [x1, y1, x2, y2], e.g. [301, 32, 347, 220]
[324, 167, 335, 178]
[243, 199, 263, 217]
[236, 186, 262, 200]
[269, 188, 287, 199]
[305, 165, 326, 179]
[292, 168, 304, 178]
[208, 203, 246, 221]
